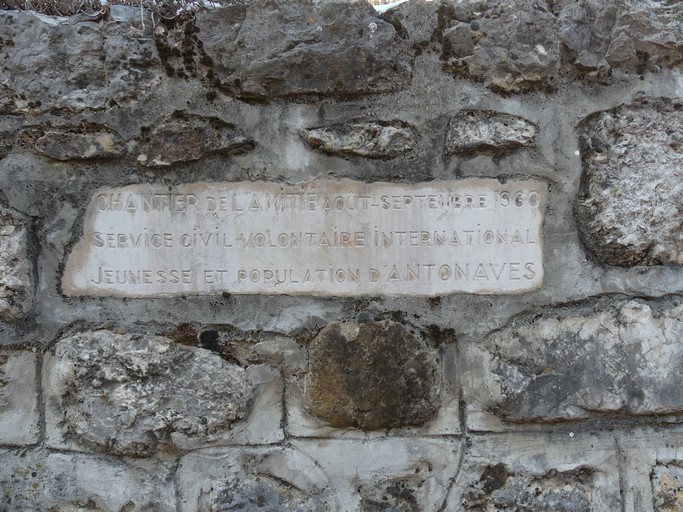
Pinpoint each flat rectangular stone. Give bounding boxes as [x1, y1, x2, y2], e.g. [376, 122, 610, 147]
[63, 178, 546, 297]
[0, 351, 39, 445]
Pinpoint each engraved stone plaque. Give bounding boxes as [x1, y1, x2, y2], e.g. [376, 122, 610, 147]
[63, 179, 547, 297]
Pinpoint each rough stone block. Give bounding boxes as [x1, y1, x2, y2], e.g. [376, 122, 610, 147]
[43, 330, 282, 456]
[0, 350, 39, 445]
[446, 432, 620, 511]
[304, 320, 440, 430]
[300, 121, 418, 159]
[191, 1, 411, 99]
[0, 449, 175, 511]
[176, 438, 462, 511]
[576, 98, 683, 266]
[0, 206, 33, 321]
[137, 111, 254, 168]
[104, 6, 163, 104]
[446, 110, 538, 154]
[0, 9, 161, 112]
[440, 0, 560, 93]
[559, 0, 683, 76]
[464, 297, 683, 428]
[34, 125, 123, 161]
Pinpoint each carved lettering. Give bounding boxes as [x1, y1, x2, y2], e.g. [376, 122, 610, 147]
[63, 179, 547, 296]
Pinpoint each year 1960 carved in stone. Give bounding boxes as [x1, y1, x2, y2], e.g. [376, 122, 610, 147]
[62, 178, 547, 297]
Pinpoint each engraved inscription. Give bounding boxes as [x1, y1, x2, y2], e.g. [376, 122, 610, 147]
[63, 179, 547, 296]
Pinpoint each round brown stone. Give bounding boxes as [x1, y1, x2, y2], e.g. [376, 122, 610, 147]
[305, 320, 439, 430]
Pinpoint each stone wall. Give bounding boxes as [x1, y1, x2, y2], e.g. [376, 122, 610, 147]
[0, 0, 681, 510]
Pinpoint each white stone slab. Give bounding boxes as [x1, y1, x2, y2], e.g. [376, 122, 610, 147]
[63, 179, 547, 297]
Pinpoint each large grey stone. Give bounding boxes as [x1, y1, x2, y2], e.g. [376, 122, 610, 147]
[0, 8, 161, 112]
[446, 110, 538, 154]
[304, 320, 440, 430]
[441, 429, 621, 512]
[300, 121, 418, 159]
[440, 0, 560, 93]
[461, 465, 592, 511]
[137, 111, 254, 167]
[204, 474, 318, 512]
[0, 351, 39, 445]
[188, 1, 411, 99]
[446, 432, 620, 511]
[44, 330, 255, 456]
[0, 206, 33, 321]
[481, 297, 683, 423]
[177, 439, 461, 512]
[576, 99, 683, 266]
[0, 449, 175, 511]
[438, 0, 683, 92]
[559, 0, 683, 77]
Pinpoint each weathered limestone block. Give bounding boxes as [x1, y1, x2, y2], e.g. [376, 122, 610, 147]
[559, 0, 683, 76]
[0, 8, 161, 112]
[446, 432, 620, 511]
[177, 439, 461, 511]
[0, 351, 39, 445]
[440, 0, 560, 93]
[300, 121, 417, 159]
[480, 297, 683, 423]
[191, 1, 411, 99]
[137, 111, 254, 167]
[104, 6, 163, 104]
[576, 99, 683, 266]
[34, 125, 123, 161]
[461, 465, 592, 511]
[44, 330, 255, 456]
[446, 110, 537, 154]
[652, 463, 683, 512]
[0, 449, 175, 511]
[204, 474, 318, 512]
[304, 320, 439, 430]
[0, 207, 33, 321]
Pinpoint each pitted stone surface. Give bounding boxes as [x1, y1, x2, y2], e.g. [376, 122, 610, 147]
[559, 0, 683, 77]
[207, 474, 318, 512]
[446, 110, 537, 153]
[300, 121, 417, 159]
[47, 330, 253, 456]
[0, 449, 175, 511]
[177, 439, 460, 512]
[440, 0, 560, 93]
[34, 125, 123, 161]
[461, 464, 592, 512]
[485, 297, 683, 422]
[137, 111, 254, 167]
[0, 207, 33, 321]
[191, 1, 411, 99]
[439, 0, 683, 92]
[359, 479, 423, 512]
[576, 99, 683, 266]
[0, 8, 161, 112]
[652, 462, 683, 512]
[305, 320, 439, 430]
